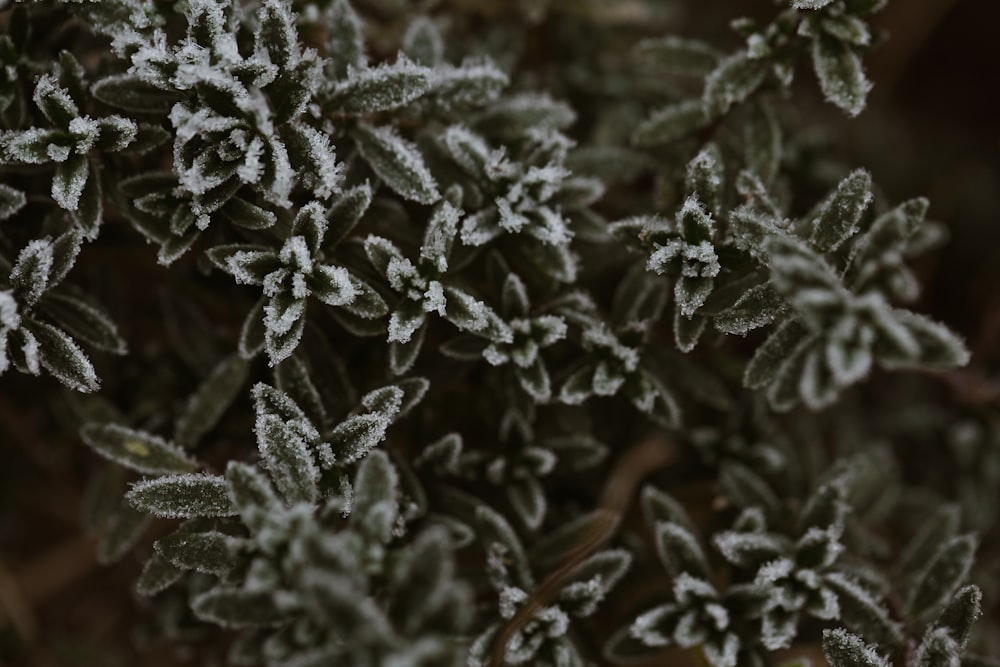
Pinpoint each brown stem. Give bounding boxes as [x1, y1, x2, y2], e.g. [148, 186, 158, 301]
[486, 434, 678, 667]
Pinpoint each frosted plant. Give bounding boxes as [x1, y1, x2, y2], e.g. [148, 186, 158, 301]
[364, 198, 511, 375]
[612, 145, 725, 351]
[468, 510, 631, 667]
[606, 486, 764, 667]
[207, 201, 387, 365]
[441, 266, 568, 403]
[0, 59, 140, 237]
[0, 228, 124, 391]
[0, 1, 994, 665]
[417, 430, 607, 530]
[443, 126, 587, 249]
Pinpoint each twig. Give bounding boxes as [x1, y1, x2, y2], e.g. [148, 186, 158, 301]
[487, 434, 677, 667]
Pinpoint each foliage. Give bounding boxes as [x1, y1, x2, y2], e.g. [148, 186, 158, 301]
[0, 0, 995, 666]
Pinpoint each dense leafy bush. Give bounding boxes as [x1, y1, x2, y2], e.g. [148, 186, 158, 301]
[0, 1, 996, 665]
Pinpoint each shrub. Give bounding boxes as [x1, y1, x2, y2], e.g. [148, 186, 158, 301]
[0, 1, 996, 665]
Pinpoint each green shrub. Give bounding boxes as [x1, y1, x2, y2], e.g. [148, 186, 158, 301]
[0, 1, 995, 665]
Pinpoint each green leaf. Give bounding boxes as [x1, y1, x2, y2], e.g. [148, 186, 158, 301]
[714, 283, 786, 335]
[932, 585, 982, 648]
[431, 60, 509, 110]
[744, 319, 811, 389]
[91, 74, 182, 113]
[809, 169, 873, 252]
[825, 573, 903, 648]
[402, 16, 444, 66]
[239, 297, 267, 359]
[175, 354, 250, 448]
[256, 414, 320, 505]
[225, 461, 280, 532]
[27, 320, 99, 392]
[632, 99, 707, 146]
[51, 152, 90, 211]
[96, 502, 151, 565]
[155, 530, 237, 576]
[127, 473, 236, 518]
[822, 629, 889, 667]
[325, 0, 365, 78]
[634, 36, 721, 76]
[81, 423, 198, 475]
[10, 239, 54, 306]
[218, 197, 277, 231]
[908, 534, 978, 620]
[328, 56, 431, 114]
[136, 553, 184, 597]
[811, 35, 872, 117]
[350, 449, 399, 544]
[192, 587, 292, 628]
[72, 158, 103, 239]
[877, 310, 969, 370]
[703, 52, 767, 117]
[896, 504, 961, 583]
[353, 123, 440, 204]
[331, 413, 390, 464]
[0, 183, 26, 221]
[41, 289, 127, 354]
[325, 182, 373, 249]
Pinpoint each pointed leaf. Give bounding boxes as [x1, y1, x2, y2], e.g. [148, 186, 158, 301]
[81, 423, 198, 475]
[127, 473, 236, 518]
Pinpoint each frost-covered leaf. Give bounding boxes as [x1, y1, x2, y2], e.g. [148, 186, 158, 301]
[351, 449, 398, 543]
[878, 310, 969, 370]
[52, 153, 90, 211]
[654, 521, 710, 579]
[0, 184, 26, 221]
[332, 412, 391, 464]
[744, 319, 811, 389]
[825, 573, 902, 648]
[155, 530, 237, 576]
[326, 183, 372, 248]
[27, 320, 99, 392]
[714, 283, 785, 335]
[41, 290, 126, 354]
[175, 354, 249, 448]
[809, 169, 873, 252]
[325, 0, 366, 78]
[897, 504, 961, 583]
[403, 17, 444, 66]
[256, 414, 319, 504]
[932, 585, 982, 649]
[822, 629, 889, 667]
[226, 461, 280, 531]
[432, 60, 509, 110]
[704, 53, 767, 117]
[634, 36, 721, 76]
[239, 297, 267, 359]
[91, 74, 183, 113]
[632, 100, 707, 146]
[908, 534, 978, 619]
[10, 239, 54, 306]
[81, 423, 197, 475]
[192, 587, 292, 628]
[353, 123, 440, 204]
[811, 36, 872, 117]
[127, 473, 236, 518]
[96, 501, 150, 565]
[136, 553, 184, 597]
[472, 93, 575, 140]
[329, 56, 431, 114]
